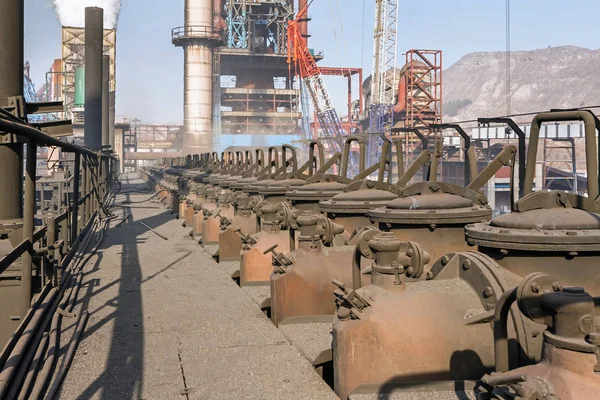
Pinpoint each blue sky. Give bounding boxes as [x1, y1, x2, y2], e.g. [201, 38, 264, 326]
[25, 0, 600, 124]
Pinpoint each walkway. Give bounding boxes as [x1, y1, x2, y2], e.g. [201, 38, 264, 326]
[58, 175, 337, 399]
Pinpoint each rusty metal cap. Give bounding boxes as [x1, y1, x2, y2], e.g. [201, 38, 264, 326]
[385, 193, 474, 210]
[229, 176, 258, 190]
[259, 178, 306, 195]
[220, 175, 244, 188]
[285, 181, 348, 201]
[491, 208, 600, 230]
[369, 181, 492, 225]
[466, 191, 600, 251]
[245, 178, 275, 193]
[319, 188, 399, 214]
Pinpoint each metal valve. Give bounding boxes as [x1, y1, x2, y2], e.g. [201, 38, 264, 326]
[235, 228, 257, 247]
[332, 279, 371, 321]
[263, 244, 294, 273]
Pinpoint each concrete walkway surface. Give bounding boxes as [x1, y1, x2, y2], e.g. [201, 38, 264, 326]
[58, 175, 338, 399]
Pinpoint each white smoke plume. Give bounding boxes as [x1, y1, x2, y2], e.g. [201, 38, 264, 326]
[52, 0, 121, 29]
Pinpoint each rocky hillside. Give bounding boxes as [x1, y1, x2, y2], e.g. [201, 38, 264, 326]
[443, 46, 600, 120]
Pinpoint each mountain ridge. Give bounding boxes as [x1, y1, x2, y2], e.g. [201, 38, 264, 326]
[442, 45, 600, 121]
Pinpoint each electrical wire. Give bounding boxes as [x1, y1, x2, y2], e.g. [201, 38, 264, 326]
[334, 0, 352, 78]
[360, 0, 366, 70]
[447, 105, 600, 128]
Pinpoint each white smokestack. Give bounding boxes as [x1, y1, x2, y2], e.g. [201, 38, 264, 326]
[52, 0, 121, 29]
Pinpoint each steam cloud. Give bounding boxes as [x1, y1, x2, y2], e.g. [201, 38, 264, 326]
[52, 0, 121, 29]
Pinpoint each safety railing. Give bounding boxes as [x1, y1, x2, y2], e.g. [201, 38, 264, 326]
[0, 109, 119, 398]
[171, 25, 226, 44]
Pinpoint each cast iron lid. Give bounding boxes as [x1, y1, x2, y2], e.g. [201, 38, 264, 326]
[259, 177, 307, 195]
[319, 180, 401, 214]
[369, 181, 491, 225]
[465, 191, 600, 251]
[286, 174, 352, 201]
[229, 176, 258, 190]
[220, 175, 244, 188]
[203, 173, 224, 184]
[207, 173, 231, 185]
[245, 178, 276, 194]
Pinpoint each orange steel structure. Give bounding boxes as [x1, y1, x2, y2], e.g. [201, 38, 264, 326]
[403, 49, 442, 129]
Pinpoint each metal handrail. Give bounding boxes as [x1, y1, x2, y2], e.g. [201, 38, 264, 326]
[171, 25, 225, 42]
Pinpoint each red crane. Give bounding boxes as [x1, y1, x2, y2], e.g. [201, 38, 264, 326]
[287, 5, 346, 154]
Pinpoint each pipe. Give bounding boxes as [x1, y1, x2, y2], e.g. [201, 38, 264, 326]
[102, 55, 110, 149]
[44, 311, 89, 400]
[0, 0, 24, 239]
[84, 7, 104, 150]
[493, 287, 517, 373]
[430, 123, 478, 185]
[395, 139, 404, 180]
[17, 331, 49, 400]
[478, 117, 526, 199]
[0, 288, 57, 399]
[524, 110, 599, 199]
[376, 136, 391, 182]
[429, 137, 442, 182]
[109, 91, 116, 150]
[341, 136, 366, 177]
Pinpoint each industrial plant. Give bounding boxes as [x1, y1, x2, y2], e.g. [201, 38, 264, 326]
[0, 0, 599, 399]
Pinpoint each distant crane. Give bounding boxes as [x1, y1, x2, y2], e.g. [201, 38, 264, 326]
[368, 0, 399, 164]
[287, 4, 346, 156]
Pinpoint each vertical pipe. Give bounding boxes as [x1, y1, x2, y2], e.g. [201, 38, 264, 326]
[0, 0, 24, 224]
[109, 91, 116, 150]
[71, 153, 80, 243]
[102, 55, 110, 149]
[21, 139, 37, 315]
[84, 7, 104, 150]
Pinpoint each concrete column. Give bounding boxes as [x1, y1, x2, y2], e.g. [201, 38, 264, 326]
[181, 0, 215, 154]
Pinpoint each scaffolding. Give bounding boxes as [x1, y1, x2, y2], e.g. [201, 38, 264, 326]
[404, 49, 442, 129]
[122, 118, 139, 172]
[61, 26, 116, 125]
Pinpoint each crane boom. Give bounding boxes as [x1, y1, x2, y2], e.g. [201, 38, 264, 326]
[287, 15, 345, 154]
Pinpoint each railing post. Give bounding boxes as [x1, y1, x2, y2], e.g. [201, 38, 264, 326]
[85, 155, 92, 225]
[46, 216, 57, 286]
[59, 216, 68, 264]
[21, 138, 37, 316]
[71, 152, 80, 242]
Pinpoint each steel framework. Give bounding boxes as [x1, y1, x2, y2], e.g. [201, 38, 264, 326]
[404, 49, 442, 129]
[219, 0, 301, 135]
[369, 0, 398, 165]
[61, 26, 116, 124]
